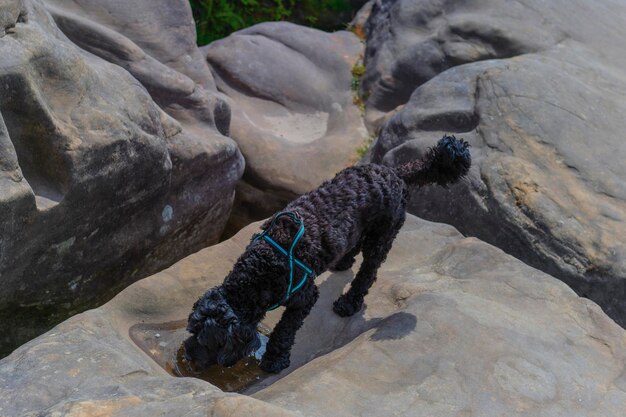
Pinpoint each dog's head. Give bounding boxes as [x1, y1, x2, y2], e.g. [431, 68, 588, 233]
[184, 287, 261, 369]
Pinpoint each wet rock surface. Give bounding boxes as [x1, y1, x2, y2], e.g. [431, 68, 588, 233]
[364, 0, 626, 327]
[1, 215, 625, 416]
[203, 22, 368, 233]
[0, 0, 242, 355]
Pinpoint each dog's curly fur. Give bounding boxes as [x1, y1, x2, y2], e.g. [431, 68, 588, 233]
[186, 135, 471, 373]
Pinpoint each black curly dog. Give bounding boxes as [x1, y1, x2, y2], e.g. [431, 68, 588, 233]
[185, 135, 471, 374]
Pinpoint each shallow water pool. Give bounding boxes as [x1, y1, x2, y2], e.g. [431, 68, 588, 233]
[129, 320, 271, 392]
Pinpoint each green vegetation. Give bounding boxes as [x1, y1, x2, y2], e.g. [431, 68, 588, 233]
[189, 0, 358, 45]
[351, 62, 366, 78]
[355, 133, 376, 159]
[351, 59, 367, 113]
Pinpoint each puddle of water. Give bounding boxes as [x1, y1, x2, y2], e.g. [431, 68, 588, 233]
[129, 320, 271, 392]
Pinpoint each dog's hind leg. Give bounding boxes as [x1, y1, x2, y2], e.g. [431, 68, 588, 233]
[330, 242, 362, 272]
[260, 284, 319, 373]
[333, 214, 405, 317]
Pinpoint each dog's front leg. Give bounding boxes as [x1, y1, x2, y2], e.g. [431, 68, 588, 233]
[260, 285, 319, 373]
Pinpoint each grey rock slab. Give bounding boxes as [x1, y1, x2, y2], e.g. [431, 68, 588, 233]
[365, 0, 626, 327]
[255, 218, 626, 416]
[0, 0, 242, 355]
[203, 22, 368, 232]
[1, 215, 625, 416]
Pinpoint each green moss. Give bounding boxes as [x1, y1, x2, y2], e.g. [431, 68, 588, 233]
[351, 62, 366, 78]
[351, 59, 367, 114]
[190, 0, 358, 45]
[351, 60, 365, 91]
[352, 93, 365, 113]
[355, 133, 376, 159]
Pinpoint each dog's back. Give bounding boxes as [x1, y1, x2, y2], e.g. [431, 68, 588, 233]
[272, 135, 471, 272]
[279, 163, 405, 267]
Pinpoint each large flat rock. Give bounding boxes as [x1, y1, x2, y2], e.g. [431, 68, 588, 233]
[0, 0, 243, 355]
[364, 0, 626, 327]
[1, 215, 624, 416]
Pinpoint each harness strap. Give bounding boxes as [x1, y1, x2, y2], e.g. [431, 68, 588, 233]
[262, 236, 314, 275]
[253, 211, 316, 311]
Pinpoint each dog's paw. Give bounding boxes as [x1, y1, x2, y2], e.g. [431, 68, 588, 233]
[260, 355, 290, 374]
[333, 294, 363, 317]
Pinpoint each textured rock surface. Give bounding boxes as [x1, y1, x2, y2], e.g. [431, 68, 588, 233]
[43, 0, 233, 136]
[364, 0, 626, 326]
[1, 215, 625, 416]
[0, 0, 242, 355]
[203, 22, 368, 233]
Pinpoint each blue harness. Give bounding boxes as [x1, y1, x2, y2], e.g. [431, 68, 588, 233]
[253, 211, 316, 311]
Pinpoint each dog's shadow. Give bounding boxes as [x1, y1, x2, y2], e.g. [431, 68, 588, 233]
[246, 269, 417, 393]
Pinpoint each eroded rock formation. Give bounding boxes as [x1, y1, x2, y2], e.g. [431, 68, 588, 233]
[0, 0, 243, 355]
[203, 22, 368, 233]
[364, 0, 626, 327]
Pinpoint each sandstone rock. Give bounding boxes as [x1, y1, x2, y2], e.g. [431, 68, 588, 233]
[364, 0, 626, 327]
[1, 215, 624, 416]
[43, 0, 233, 137]
[203, 22, 368, 233]
[0, 0, 242, 355]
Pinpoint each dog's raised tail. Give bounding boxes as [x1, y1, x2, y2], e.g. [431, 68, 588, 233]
[394, 135, 471, 187]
